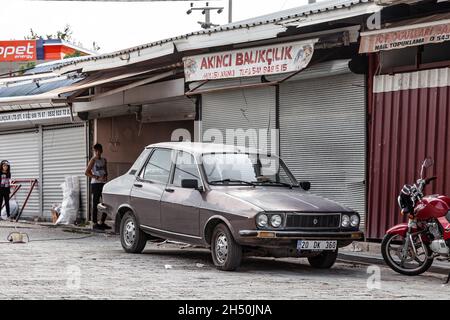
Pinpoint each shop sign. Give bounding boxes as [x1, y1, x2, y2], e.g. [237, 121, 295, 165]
[0, 40, 37, 61]
[359, 20, 450, 53]
[183, 39, 317, 81]
[0, 107, 71, 124]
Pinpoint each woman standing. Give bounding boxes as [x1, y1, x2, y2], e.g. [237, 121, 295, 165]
[0, 160, 11, 220]
[85, 144, 111, 230]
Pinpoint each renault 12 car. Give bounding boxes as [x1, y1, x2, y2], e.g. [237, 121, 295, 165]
[98, 142, 364, 271]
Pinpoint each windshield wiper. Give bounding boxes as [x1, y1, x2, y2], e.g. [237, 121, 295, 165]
[253, 180, 296, 189]
[209, 179, 255, 186]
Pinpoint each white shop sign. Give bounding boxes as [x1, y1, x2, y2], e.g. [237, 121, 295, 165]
[183, 39, 317, 82]
[0, 107, 71, 124]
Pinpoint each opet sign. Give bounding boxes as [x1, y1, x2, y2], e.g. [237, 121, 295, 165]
[0, 40, 37, 61]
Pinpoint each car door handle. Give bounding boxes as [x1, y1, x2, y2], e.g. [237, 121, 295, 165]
[133, 183, 143, 188]
[165, 188, 175, 193]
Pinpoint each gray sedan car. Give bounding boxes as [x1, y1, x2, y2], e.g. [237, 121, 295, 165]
[99, 142, 364, 271]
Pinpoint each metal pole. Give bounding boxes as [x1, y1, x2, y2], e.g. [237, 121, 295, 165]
[205, 7, 211, 27]
[38, 125, 43, 218]
[228, 0, 232, 23]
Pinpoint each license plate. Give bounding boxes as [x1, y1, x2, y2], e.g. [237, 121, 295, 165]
[297, 240, 337, 251]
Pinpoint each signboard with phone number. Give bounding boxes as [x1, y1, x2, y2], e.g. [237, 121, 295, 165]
[0, 107, 71, 123]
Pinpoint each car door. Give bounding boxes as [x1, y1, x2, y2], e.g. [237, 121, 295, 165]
[160, 150, 203, 237]
[130, 148, 174, 229]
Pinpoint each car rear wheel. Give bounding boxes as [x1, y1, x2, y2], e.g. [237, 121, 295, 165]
[211, 223, 242, 271]
[120, 211, 147, 253]
[307, 249, 338, 269]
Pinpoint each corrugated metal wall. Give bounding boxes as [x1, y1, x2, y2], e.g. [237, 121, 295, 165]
[202, 87, 277, 153]
[367, 68, 450, 239]
[43, 124, 88, 220]
[280, 72, 366, 229]
[0, 130, 40, 217]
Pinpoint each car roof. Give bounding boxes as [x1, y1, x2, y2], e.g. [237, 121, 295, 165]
[146, 142, 260, 155]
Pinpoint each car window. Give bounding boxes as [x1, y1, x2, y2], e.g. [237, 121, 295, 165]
[173, 151, 201, 187]
[130, 148, 151, 175]
[202, 153, 297, 186]
[141, 148, 173, 184]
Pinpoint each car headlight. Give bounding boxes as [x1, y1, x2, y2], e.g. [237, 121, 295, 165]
[270, 214, 282, 228]
[341, 214, 350, 228]
[350, 214, 359, 227]
[256, 214, 268, 228]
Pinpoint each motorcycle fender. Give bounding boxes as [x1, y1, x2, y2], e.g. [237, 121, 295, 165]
[385, 223, 409, 237]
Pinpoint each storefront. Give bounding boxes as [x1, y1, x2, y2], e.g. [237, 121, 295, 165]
[185, 40, 367, 229]
[71, 77, 196, 181]
[0, 107, 88, 220]
[360, 13, 450, 239]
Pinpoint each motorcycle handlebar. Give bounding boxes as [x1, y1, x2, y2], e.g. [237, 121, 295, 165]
[426, 176, 437, 184]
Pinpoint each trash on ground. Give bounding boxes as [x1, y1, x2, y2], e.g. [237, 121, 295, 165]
[55, 176, 80, 225]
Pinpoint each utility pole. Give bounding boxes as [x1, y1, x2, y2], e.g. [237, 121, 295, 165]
[186, 2, 224, 29]
[228, 0, 232, 23]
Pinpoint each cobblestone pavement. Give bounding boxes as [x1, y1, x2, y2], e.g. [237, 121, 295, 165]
[0, 222, 449, 300]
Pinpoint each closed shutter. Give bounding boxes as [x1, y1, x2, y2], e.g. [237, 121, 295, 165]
[280, 72, 366, 229]
[0, 130, 40, 217]
[202, 87, 276, 153]
[43, 124, 88, 220]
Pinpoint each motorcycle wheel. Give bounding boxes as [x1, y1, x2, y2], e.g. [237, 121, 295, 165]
[381, 233, 433, 276]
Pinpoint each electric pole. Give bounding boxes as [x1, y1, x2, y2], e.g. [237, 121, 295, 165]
[186, 1, 224, 29]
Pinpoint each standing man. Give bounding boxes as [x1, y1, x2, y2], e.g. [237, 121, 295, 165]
[85, 143, 111, 230]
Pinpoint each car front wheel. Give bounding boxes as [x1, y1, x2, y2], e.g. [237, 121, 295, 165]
[120, 211, 147, 253]
[307, 249, 338, 269]
[211, 223, 242, 271]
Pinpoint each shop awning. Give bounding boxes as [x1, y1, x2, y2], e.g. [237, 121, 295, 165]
[359, 12, 450, 53]
[0, 65, 179, 111]
[48, 63, 181, 100]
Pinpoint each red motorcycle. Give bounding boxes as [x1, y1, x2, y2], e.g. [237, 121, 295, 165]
[381, 158, 450, 277]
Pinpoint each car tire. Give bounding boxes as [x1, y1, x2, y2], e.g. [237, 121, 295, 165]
[120, 211, 147, 253]
[307, 249, 338, 269]
[211, 223, 242, 271]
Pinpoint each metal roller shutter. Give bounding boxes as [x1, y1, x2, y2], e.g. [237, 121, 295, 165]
[43, 124, 88, 220]
[280, 72, 366, 229]
[202, 87, 276, 153]
[0, 130, 40, 217]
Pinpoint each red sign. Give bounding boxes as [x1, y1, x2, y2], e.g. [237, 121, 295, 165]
[359, 20, 450, 53]
[0, 40, 37, 61]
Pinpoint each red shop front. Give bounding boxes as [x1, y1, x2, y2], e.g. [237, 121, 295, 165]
[362, 14, 450, 240]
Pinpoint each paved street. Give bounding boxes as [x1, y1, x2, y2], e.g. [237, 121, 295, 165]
[0, 221, 449, 300]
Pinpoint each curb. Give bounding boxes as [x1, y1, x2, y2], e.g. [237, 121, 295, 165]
[338, 252, 450, 275]
[15, 220, 117, 235]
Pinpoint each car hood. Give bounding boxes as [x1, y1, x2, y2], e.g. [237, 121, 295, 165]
[223, 187, 353, 212]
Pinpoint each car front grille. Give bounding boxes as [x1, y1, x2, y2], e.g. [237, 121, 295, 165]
[286, 213, 341, 229]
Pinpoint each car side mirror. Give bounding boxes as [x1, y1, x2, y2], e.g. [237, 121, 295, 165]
[181, 179, 203, 191]
[300, 181, 311, 191]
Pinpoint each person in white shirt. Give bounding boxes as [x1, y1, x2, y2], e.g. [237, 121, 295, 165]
[85, 144, 111, 231]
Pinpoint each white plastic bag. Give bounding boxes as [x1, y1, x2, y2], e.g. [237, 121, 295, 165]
[55, 176, 80, 225]
[1, 199, 18, 220]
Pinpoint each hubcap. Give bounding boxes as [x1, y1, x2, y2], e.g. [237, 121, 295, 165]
[123, 219, 136, 247]
[215, 233, 228, 264]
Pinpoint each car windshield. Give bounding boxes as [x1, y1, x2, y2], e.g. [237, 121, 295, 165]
[201, 152, 298, 187]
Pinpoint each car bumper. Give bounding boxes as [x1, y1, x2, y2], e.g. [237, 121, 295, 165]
[239, 230, 364, 241]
